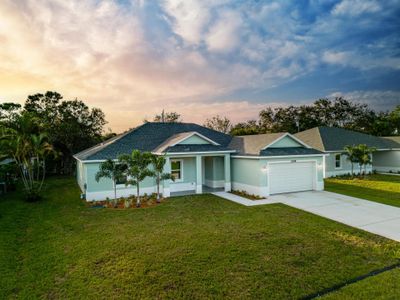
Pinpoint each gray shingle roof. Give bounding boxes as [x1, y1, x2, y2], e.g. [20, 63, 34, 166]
[295, 127, 400, 152]
[74, 122, 233, 160]
[228, 133, 286, 155]
[259, 147, 323, 156]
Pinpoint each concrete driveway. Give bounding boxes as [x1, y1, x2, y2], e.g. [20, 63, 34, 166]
[269, 191, 400, 242]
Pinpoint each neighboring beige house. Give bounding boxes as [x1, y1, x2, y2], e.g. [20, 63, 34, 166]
[295, 127, 400, 177]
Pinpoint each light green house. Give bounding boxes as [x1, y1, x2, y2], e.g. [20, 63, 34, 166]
[295, 127, 400, 176]
[74, 122, 326, 201]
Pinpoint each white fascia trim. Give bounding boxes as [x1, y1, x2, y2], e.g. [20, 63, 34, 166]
[172, 132, 220, 146]
[262, 133, 313, 150]
[232, 154, 326, 159]
[161, 150, 236, 156]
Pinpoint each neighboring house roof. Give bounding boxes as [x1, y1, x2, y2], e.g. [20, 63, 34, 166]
[294, 127, 400, 152]
[74, 122, 233, 161]
[384, 136, 400, 144]
[0, 158, 13, 165]
[229, 133, 286, 155]
[228, 132, 321, 156]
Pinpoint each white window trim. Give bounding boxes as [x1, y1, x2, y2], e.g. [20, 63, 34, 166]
[171, 159, 184, 182]
[115, 175, 129, 188]
[334, 153, 342, 169]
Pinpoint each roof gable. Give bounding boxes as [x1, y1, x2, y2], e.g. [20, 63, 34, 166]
[264, 134, 308, 149]
[176, 132, 218, 145]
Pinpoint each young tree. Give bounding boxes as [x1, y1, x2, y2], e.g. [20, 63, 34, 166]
[343, 145, 359, 176]
[95, 159, 127, 207]
[119, 150, 153, 207]
[150, 154, 174, 203]
[203, 115, 232, 133]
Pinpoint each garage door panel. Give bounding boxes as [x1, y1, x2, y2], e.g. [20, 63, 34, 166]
[269, 162, 315, 194]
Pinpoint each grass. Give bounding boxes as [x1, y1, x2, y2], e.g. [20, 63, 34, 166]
[1, 177, 399, 299]
[323, 268, 400, 299]
[325, 174, 400, 207]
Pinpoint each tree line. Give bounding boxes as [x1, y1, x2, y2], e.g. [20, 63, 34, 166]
[204, 98, 400, 136]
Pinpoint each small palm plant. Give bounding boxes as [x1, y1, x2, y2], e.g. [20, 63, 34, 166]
[119, 150, 153, 207]
[356, 144, 376, 177]
[95, 159, 127, 207]
[150, 154, 174, 203]
[343, 145, 358, 176]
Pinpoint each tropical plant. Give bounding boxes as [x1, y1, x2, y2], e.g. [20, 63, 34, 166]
[355, 144, 376, 177]
[95, 159, 127, 207]
[150, 154, 174, 202]
[0, 118, 55, 201]
[119, 150, 153, 207]
[343, 145, 359, 176]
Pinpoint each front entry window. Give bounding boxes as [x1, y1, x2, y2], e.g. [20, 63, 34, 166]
[171, 160, 183, 181]
[335, 154, 341, 169]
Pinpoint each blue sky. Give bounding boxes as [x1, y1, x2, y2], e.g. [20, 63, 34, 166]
[0, 0, 399, 131]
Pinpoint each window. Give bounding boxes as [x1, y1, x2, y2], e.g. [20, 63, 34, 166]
[335, 154, 341, 169]
[171, 160, 183, 181]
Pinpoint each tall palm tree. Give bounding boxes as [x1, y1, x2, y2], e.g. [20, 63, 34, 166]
[95, 159, 127, 206]
[150, 154, 174, 203]
[119, 150, 153, 207]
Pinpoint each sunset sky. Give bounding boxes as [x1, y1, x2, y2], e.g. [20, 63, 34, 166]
[1, 0, 399, 133]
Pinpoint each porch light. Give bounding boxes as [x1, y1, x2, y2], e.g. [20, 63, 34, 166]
[261, 165, 268, 173]
[317, 163, 323, 170]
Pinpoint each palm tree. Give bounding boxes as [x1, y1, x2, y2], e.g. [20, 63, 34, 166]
[343, 145, 358, 176]
[119, 150, 153, 207]
[0, 124, 55, 201]
[95, 159, 127, 206]
[356, 144, 376, 177]
[150, 154, 174, 203]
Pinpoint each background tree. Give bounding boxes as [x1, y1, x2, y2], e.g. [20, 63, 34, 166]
[95, 159, 127, 207]
[0, 114, 55, 201]
[119, 150, 153, 207]
[230, 120, 260, 136]
[153, 110, 181, 123]
[150, 154, 174, 202]
[203, 115, 232, 133]
[23, 91, 106, 174]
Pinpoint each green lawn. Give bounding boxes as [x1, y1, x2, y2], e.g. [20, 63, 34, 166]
[325, 174, 400, 207]
[324, 268, 400, 300]
[1, 177, 399, 299]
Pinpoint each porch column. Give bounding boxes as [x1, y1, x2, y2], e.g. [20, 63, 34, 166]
[224, 154, 231, 192]
[196, 155, 202, 194]
[163, 156, 171, 197]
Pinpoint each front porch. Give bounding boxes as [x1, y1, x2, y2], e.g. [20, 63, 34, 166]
[163, 153, 231, 197]
[170, 185, 224, 197]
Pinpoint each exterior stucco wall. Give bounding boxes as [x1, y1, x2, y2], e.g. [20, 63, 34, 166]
[231, 158, 266, 196]
[179, 135, 210, 145]
[325, 152, 372, 177]
[373, 150, 400, 172]
[269, 136, 302, 148]
[232, 155, 324, 197]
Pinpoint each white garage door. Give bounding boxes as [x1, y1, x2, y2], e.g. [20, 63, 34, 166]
[269, 162, 315, 194]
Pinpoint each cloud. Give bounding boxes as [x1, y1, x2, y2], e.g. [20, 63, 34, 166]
[205, 10, 243, 53]
[0, 0, 399, 132]
[332, 0, 381, 16]
[328, 90, 400, 111]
